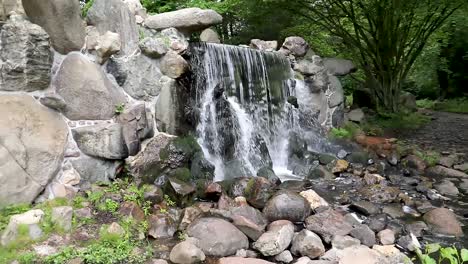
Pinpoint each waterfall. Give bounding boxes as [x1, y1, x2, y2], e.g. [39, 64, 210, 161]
[190, 43, 330, 181]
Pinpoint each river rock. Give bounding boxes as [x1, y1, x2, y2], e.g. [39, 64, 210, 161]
[145, 8, 222, 34]
[187, 217, 248, 257]
[306, 209, 353, 243]
[299, 189, 329, 210]
[336, 245, 385, 264]
[275, 250, 293, 263]
[169, 240, 205, 264]
[350, 224, 376, 247]
[253, 220, 295, 256]
[87, 0, 139, 55]
[426, 165, 468, 178]
[54, 52, 126, 120]
[263, 191, 311, 222]
[39, 93, 67, 111]
[107, 53, 164, 101]
[350, 201, 380, 216]
[331, 235, 361, 250]
[0, 94, 68, 206]
[404, 155, 427, 172]
[71, 155, 121, 189]
[72, 123, 127, 160]
[423, 208, 463, 236]
[1, 209, 44, 246]
[0, 14, 52, 92]
[22, 0, 85, 54]
[231, 204, 268, 240]
[377, 229, 395, 245]
[323, 58, 356, 76]
[434, 180, 459, 196]
[200, 28, 221, 43]
[51, 206, 73, 231]
[160, 51, 189, 79]
[280, 36, 309, 57]
[291, 230, 326, 259]
[218, 258, 274, 264]
[244, 177, 274, 209]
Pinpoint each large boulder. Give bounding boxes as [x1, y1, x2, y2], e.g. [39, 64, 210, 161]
[253, 220, 295, 256]
[117, 103, 154, 156]
[426, 165, 468, 179]
[323, 58, 357, 76]
[263, 190, 311, 223]
[53, 52, 126, 120]
[107, 54, 164, 101]
[21, 0, 85, 54]
[305, 209, 353, 243]
[71, 155, 121, 189]
[87, 0, 139, 55]
[200, 28, 221, 43]
[0, 14, 52, 92]
[0, 0, 24, 20]
[145, 8, 222, 34]
[0, 94, 68, 206]
[187, 217, 249, 257]
[280, 37, 309, 57]
[250, 39, 278, 51]
[72, 123, 127, 160]
[423, 208, 463, 237]
[291, 230, 326, 259]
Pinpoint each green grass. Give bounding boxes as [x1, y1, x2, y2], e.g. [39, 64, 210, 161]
[329, 122, 361, 139]
[370, 112, 431, 131]
[416, 98, 437, 109]
[416, 98, 468, 113]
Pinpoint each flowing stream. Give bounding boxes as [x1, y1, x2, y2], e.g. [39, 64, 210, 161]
[190, 43, 330, 181]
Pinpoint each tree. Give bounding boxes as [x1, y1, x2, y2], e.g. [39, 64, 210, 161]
[269, 0, 463, 112]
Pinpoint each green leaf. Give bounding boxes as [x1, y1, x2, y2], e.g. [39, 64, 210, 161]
[425, 243, 441, 254]
[422, 255, 437, 264]
[461, 248, 468, 262]
[441, 247, 459, 264]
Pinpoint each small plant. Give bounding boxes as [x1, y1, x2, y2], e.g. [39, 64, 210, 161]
[81, 0, 95, 18]
[417, 99, 437, 109]
[0, 203, 31, 231]
[98, 199, 120, 214]
[86, 190, 104, 206]
[123, 184, 146, 206]
[142, 201, 152, 216]
[159, 208, 168, 214]
[115, 103, 125, 115]
[164, 195, 176, 207]
[139, 29, 146, 40]
[414, 150, 440, 167]
[177, 231, 187, 241]
[416, 243, 468, 264]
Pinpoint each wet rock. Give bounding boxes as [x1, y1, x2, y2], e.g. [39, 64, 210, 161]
[253, 220, 295, 256]
[22, 0, 85, 54]
[117, 103, 154, 156]
[319, 154, 336, 165]
[350, 201, 380, 216]
[275, 250, 293, 263]
[308, 166, 335, 180]
[291, 230, 326, 259]
[426, 165, 468, 178]
[51, 206, 73, 232]
[434, 180, 459, 196]
[0, 94, 68, 205]
[169, 240, 205, 264]
[300, 190, 329, 210]
[331, 235, 361, 250]
[382, 204, 404, 219]
[280, 36, 309, 57]
[245, 177, 274, 209]
[363, 173, 385, 185]
[350, 224, 376, 247]
[263, 191, 311, 223]
[347, 152, 369, 165]
[358, 185, 400, 203]
[397, 235, 420, 252]
[54, 52, 126, 120]
[200, 28, 221, 43]
[72, 123, 127, 160]
[405, 221, 428, 237]
[305, 209, 353, 243]
[365, 214, 388, 233]
[187, 217, 248, 257]
[0, 14, 52, 92]
[423, 208, 463, 236]
[377, 229, 395, 245]
[217, 258, 274, 264]
[332, 160, 349, 174]
[160, 51, 189, 79]
[145, 8, 223, 34]
[148, 214, 177, 239]
[1, 209, 44, 246]
[323, 58, 356, 76]
[107, 222, 125, 236]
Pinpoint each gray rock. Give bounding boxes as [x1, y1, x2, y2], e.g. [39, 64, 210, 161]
[350, 201, 380, 216]
[160, 51, 189, 79]
[0, 0, 24, 20]
[87, 0, 139, 55]
[306, 209, 353, 243]
[200, 28, 221, 43]
[348, 109, 365, 123]
[323, 58, 356, 76]
[231, 204, 268, 241]
[107, 53, 163, 101]
[117, 103, 154, 156]
[72, 123, 127, 160]
[139, 37, 169, 58]
[1, 209, 44, 246]
[0, 14, 52, 92]
[253, 220, 295, 256]
[328, 76, 345, 108]
[250, 39, 278, 51]
[0, 94, 68, 206]
[426, 166, 468, 179]
[22, 0, 85, 54]
[454, 163, 468, 172]
[377, 229, 395, 245]
[350, 224, 376, 247]
[187, 217, 248, 257]
[331, 235, 361, 250]
[95, 31, 121, 64]
[423, 208, 463, 237]
[160, 28, 190, 54]
[438, 155, 458, 168]
[145, 8, 222, 34]
[263, 191, 311, 223]
[71, 155, 121, 189]
[155, 77, 189, 135]
[148, 214, 177, 239]
[460, 179, 468, 193]
[336, 245, 386, 264]
[294, 58, 323, 76]
[405, 221, 428, 237]
[218, 258, 274, 264]
[291, 230, 326, 259]
[39, 93, 67, 111]
[51, 206, 73, 231]
[54, 52, 126, 120]
[281, 36, 309, 57]
[434, 180, 459, 196]
[275, 250, 293, 263]
[169, 240, 206, 264]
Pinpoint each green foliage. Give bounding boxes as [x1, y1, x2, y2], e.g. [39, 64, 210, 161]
[164, 195, 176, 207]
[97, 199, 120, 214]
[417, 99, 437, 109]
[329, 122, 361, 139]
[416, 244, 468, 264]
[123, 184, 146, 206]
[0, 203, 31, 231]
[414, 150, 440, 167]
[370, 112, 431, 131]
[86, 190, 105, 206]
[434, 98, 468, 113]
[81, 0, 94, 18]
[115, 103, 125, 115]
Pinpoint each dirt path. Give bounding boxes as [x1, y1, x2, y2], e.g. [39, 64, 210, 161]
[399, 111, 468, 158]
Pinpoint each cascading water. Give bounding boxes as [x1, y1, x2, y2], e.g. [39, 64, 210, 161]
[190, 43, 330, 181]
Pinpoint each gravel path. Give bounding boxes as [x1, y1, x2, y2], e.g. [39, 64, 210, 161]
[400, 111, 468, 158]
